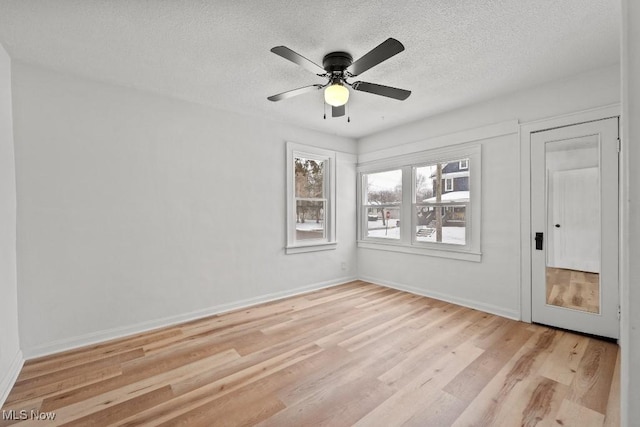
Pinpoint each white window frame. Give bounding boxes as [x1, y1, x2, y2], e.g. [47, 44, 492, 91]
[459, 159, 469, 170]
[357, 144, 481, 262]
[444, 177, 454, 192]
[286, 142, 337, 254]
[361, 168, 403, 242]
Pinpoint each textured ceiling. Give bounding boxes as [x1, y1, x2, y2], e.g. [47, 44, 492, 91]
[0, 0, 621, 139]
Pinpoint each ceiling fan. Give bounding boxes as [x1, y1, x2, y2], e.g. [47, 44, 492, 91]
[267, 38, 411, 118]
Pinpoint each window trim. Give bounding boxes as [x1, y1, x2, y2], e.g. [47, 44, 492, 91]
[357, 144, 481, 262]
[286, 142, 337, 254]
[459, 159, 469, 170]
[361, 167, 403, 242]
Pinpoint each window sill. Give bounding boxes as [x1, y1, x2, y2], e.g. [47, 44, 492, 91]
[286, 242, 338, 254]
[357, 240, 481, 262]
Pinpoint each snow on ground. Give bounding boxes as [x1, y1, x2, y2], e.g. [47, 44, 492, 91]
[297, 219, 465, 245]
[367, 219, 400, 229]
[416, 227, 465, 245]
[296, 221, 324, 232]
[368, 226, 401, 239]
[367, 225, 465, 245]
[367, 219, 400, 239]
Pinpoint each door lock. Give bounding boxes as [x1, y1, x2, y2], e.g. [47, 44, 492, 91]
[535, 232, 544, 250]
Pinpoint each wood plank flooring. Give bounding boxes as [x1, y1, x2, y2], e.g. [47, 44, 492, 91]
[546, 267, 600, 314]
[1, 281, 619, 426]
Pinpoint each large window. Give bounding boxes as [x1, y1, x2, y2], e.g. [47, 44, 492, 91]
[358, 145, 481, 261]
[286, 142, 336, 254]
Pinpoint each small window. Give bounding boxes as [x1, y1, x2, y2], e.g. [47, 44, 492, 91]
[362, 169, 402, 240]
[459, 159, 469, 170]
[445, 177, 454, 192]
[286, 143, 336, 254]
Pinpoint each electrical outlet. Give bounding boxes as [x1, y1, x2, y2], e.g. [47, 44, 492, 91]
[341, 262, 347, 271]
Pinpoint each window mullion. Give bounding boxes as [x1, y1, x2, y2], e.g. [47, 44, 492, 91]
[401, 165, 413, 244]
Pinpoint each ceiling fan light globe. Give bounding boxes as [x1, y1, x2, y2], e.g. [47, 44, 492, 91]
[324, 84, 349, 107]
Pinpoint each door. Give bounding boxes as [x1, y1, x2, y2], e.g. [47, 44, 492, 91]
[531, 118, 619, 339]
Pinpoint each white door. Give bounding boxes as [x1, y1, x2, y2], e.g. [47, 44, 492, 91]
[531, 118, 619, 338]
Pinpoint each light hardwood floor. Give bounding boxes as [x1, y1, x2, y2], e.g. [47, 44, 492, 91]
[1, 281, 619, 426]
[546, 267, 600, 314]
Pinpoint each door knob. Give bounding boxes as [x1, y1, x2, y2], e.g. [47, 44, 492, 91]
[555, 224, 561, 228]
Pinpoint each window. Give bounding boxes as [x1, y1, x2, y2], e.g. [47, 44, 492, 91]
[363, 169, 402, 240]
[444, 177, 454, 192]
[286, 142, 336, 254]
[358, 145, 481, 261]
[415, 160, 469, 246]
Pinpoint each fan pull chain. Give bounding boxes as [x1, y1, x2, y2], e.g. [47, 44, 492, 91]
[323, 100, 326, 120]
[347, 103, 350, 123]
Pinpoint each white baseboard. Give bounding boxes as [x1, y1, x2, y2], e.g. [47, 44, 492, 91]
[0, 350, 24, 408]
[24, 276, 357, 359]
[359, 275, 520, 321]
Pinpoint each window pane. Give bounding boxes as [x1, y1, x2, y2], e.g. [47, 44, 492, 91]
[365, 170, 402, 205]
[295, 158, 324, 198]
[366, 207, 401, 239]
[296, 200, 325, 240]
[416, 159, 470, 203]
[415, 206, 466, 245]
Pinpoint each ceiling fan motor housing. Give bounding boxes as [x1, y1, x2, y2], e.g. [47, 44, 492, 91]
[322, 51, 353, 74]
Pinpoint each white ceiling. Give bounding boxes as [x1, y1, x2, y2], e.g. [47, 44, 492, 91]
[0, 0, 621, 139]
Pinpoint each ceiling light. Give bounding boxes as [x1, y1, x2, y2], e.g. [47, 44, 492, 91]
[324, 82, 349, 107]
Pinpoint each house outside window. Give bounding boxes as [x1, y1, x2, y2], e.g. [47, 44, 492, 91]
[358, 144, 481, 261]
[286, 142, 336, 254]
[415, 159, 470, 246]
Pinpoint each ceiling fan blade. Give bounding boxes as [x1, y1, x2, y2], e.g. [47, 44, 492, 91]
[267, 85, 323, 102]
[352, 81, 411, 100]
[271, 46, 326, 75]
[332, 105, 345, 117]
[347, 38, 405, 77]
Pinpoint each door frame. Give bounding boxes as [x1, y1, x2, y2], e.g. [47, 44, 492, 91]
[519, 104, 621, 325]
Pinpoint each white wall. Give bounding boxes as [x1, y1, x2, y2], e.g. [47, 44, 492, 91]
[360, 65, 620, 153]
[621, 0, 639, 424]
[357, 65, 620, 319]
[0, 43, 22, 405]
[12, 62, 358, 357]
